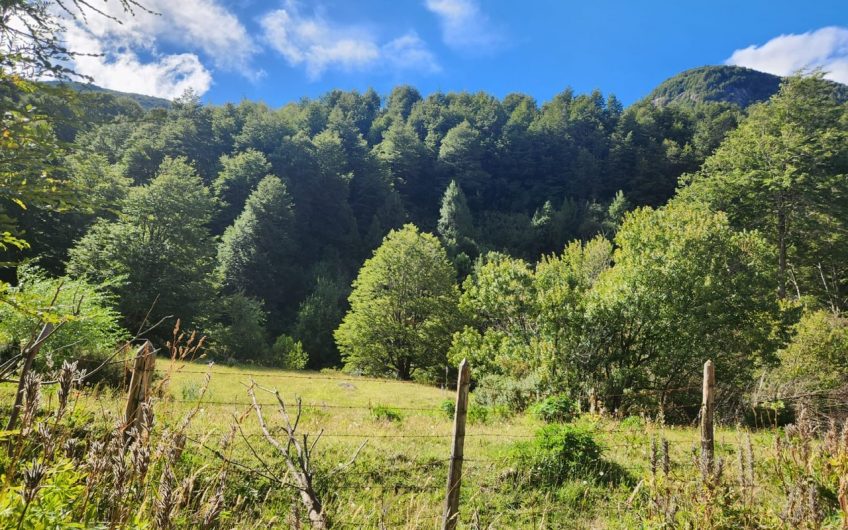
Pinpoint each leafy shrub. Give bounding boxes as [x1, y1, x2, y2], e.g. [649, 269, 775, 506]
[510, 424, 622, 487]
[473, 373, 543, 412]
[181, 380, 208, 401]
[205, 293, 270, 362]
[0, 266, 128, 384]
[619, 415, 645, 430]
[468, 403, 490, 424]
[774, 309, 848, 391]
[271, 334, 308, 370]
[371, 405, 403, 422]
[529, 395, 577, 423]
[440, 398, 505, 424]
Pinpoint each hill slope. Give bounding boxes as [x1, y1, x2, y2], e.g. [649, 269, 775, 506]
[646, 65, 848, 109]
[646, 65, 783, 108]
[46, 80, 171, 110]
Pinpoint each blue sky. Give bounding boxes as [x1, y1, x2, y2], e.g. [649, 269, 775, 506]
[62, 0, 848, 106]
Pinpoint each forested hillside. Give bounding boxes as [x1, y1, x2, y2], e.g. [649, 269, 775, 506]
[5, 62, 848, 416]
[5, 66, 771, 369]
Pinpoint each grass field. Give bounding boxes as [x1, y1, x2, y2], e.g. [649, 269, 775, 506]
[62, 361, 793, 528]
[4, 361, 824, 528]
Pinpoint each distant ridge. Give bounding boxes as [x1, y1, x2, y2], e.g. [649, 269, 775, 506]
[45, 81, 171, 110]
[645, 66, 782, 108]
[645, 65, 848, 109]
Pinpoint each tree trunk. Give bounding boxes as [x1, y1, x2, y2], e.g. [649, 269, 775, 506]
[397, 359, 411, 380]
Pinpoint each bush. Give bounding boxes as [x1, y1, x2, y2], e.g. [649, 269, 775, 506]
[529, 395, 577, 423]
[0, 266, 128, 384]
[440, 398, 504, 424]
[271, 334, 308, 370]
[205, 293, 270, 362]
[370, 405, 403, 422]
[473, 373, 543, 412]
[619, 415, 645, 430]
[510, 424, 623, 487]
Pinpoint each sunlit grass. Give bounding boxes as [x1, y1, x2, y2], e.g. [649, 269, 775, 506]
[0, 362, 784, 528]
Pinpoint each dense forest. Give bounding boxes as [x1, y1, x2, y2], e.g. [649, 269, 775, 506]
[4, 58, 848, 417]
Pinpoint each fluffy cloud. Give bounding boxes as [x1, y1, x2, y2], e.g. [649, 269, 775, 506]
[260, 5, 439, 79]
[59, 0, 259, 97]
[726, 26, 848, 84]
[384, 32, 442, 73]
[63, 23, 212, 99]
[424, 0, 501, 50]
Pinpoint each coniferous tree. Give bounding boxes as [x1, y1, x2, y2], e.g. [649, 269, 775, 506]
[217, 175, 299, 329]
[437, 180, 475, 251]
[212, 149, 274, 233]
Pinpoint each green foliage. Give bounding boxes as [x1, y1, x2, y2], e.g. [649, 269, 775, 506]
[271, 334, 308, 370]
[472, 373, 543, 412]
[450, 253, 538, 377]
[0, 75, 75, 253]
[205, 293, 270, 362]
[773, 310, 848, 394]
[510, 425, 618, 488]
[293, 274, 347, 369]
[67, 157, 216, 334]
[370, 404, 403, 423]
[618, 416, 645, 430]
[582, 202, 780, 411]
[437, 180, 476, 254]
[682, 74, 848, 307]
[0, 458, 89, 529]
[529, 395, 578, 423]
[438, 120, 489, 201]
[217, 175, 299, 327]
[0, 265, 127, 370]
[213, 149, 274, 231]
[335, 224, 460, 379]
[437, 398, 496, 424]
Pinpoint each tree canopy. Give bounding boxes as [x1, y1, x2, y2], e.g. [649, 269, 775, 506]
[334, 224, 459, 379]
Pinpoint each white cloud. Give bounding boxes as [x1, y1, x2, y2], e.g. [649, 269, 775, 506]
[260, 5, 439, 79]
[58, 0, 259, 97]
[726, 26, 848, 84]
[424, 0, 501, 50]
[63, 23, 212, 99]
[383, 32, 441, 73]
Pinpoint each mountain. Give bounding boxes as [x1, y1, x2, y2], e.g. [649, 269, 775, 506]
[45, 81, 171, 110]
[645, 65, 848, 109]
[645, 65, 783, 108]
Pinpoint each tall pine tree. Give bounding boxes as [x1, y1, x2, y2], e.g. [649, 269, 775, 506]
[217, 175, 299, 330]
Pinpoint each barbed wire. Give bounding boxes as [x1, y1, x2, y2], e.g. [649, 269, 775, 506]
[156, 398, 442, 412]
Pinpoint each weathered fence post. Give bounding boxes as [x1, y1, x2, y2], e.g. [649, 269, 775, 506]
[700, 359, 715, 478]
[442, 359, 470, 530]
[124, 340, 154, 435]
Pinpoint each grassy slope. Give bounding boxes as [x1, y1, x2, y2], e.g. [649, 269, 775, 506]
[7, 362, 783, 528]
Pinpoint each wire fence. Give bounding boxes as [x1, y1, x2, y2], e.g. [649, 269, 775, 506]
[6, 357, 845, 528]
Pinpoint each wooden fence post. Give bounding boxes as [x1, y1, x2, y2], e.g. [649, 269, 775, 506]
[700, 359, 715, 479]
[442, 359, 470, 530]
[124, 341, 154, 436]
